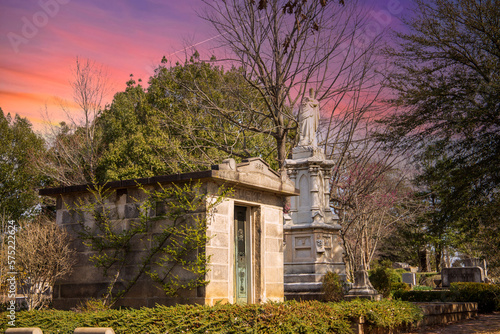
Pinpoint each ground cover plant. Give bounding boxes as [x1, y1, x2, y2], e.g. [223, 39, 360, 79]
[2, 300, 422, 334]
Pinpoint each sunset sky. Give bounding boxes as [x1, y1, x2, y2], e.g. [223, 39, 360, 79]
[0, 0, 411, 133]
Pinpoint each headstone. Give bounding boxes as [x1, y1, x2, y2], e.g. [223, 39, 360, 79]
[462, 258, 488, 277]
[402, 272, 417, 286]
[419, 249, 431, 272]
[441, 267, 484, 287]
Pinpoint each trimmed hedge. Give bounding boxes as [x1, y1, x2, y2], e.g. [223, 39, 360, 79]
[450, 283, 500, 313]
[2, 300, 422, 334]
[394, 282, 500, 313]
[393, 290, 454, 303]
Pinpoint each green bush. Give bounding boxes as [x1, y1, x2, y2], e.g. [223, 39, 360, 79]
[394, 283, 500, 313]
[369, 267, 404, 298]
[392, 282, 411, 293]
[412, 285, 433, 291]
[322, 271, 344, 302]
[1, 300, 422, 334]
[393, 290, 453, 303]
[450, 283, 500, 313]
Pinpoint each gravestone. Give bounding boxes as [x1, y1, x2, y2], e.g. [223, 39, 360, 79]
[419, 249, 431, 272]
[441, 267, 485, 287]
[402, 272, 416, 286]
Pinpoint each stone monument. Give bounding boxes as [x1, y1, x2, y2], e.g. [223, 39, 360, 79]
[344, 265, 382, 301]
[441, 267, 485, 287]
[284, 89, 346, 300]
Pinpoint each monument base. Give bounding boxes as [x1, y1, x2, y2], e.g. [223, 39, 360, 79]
[344, 266, 382, 301]
[283, 222, 345, 300]
[344, 294, 382, 301]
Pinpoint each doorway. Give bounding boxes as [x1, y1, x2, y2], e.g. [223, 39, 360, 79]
[234, 205, 251, 304]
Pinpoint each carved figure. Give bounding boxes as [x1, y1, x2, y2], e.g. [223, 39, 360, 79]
[298, 89, 320, 147]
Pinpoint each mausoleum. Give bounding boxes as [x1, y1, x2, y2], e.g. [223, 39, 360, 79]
[40, 158, 297, 309]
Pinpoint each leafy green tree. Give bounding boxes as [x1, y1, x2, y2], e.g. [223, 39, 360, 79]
[0, 109, 46, 221]
[378, 214, 426, 268]
[149, 57, 278, 168]
[95, 77, 186, 181]
[380, 0, 500, 270]
[96, 59, 277, 182]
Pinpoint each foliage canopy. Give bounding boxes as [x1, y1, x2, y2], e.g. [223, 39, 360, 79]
[380, 0, 500, 273]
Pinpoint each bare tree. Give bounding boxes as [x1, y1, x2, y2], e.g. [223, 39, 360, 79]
[189, 0, 384, 170]
[330, 149, 419, 278]
[40, 57, 110, 185]
[70, 57, 110, 167]
[15, 216, 76, 310]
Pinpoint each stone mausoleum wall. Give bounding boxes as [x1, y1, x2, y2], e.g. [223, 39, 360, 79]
[40, 158, 298, 309]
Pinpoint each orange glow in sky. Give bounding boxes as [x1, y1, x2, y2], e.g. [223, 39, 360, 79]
[0, 0, 215, 132]
[1, 0, 409, 133]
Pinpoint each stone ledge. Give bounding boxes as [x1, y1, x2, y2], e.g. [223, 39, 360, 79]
[74, 329, 115, 334]
[415, 302, 478, 327]
[284, 282, 322, 292]
[285, 291, 324, 301]
[350, 302, 478, 334]
[284, 273, 325, 283]
[283, 222, 341, 231]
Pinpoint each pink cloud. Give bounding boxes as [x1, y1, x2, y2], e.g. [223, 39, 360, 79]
[0, 0, 409, 133]
[0, 0, 214, 131]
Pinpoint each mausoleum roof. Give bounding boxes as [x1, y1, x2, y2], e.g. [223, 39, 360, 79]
[39, 157, 299, 197]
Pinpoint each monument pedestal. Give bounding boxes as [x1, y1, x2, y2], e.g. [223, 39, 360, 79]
[344, 266, 382, 301]
[284, 146, 345, 300]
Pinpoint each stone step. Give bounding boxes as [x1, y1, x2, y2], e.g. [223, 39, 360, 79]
[284, 273, 324, 283]
[284, 282, 322, 292]
[285, 291, 324, 301]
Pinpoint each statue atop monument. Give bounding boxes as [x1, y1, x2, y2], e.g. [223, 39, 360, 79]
[298, 88, 320, 148]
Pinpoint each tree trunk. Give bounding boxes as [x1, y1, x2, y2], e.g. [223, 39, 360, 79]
[276, 133, 287, 171]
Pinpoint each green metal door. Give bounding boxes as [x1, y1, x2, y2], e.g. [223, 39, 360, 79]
[235, 206, 249, 304]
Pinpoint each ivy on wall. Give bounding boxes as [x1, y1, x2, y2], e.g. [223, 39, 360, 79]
[70, 181, 231, 306]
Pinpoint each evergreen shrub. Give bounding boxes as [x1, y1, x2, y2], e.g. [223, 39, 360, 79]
[369, 266, 404, 298]
[393, 290, 453, 303]
[450, 283, 500, 313]
[1, 300, 422, 334]
[322, 271, 344, 302]
[394, 283, 500, 313]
